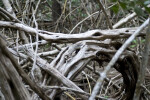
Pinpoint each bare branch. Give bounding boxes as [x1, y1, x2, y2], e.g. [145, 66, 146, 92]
[0, 21, 146, 43]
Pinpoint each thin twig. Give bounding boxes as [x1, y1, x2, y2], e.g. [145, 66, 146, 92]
[96, 0, 112, 29]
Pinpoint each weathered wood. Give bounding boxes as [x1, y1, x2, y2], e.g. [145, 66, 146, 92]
[0, 36, 51, 100]
[0, 21, 146, 43]
[0, 47, 31, 100]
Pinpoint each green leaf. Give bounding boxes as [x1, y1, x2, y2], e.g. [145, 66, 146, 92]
[133, 40, 137, 44]
[134, 6, 144, 16]
[119, 2, 127, 9]
[130, 45, 136, 48]
[111, 4, 120, 14]
[141, 39, 145, 43]
[144, 6, 150, 14]
[128, 1, 135, 7]
[104, 96, 108, 98]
